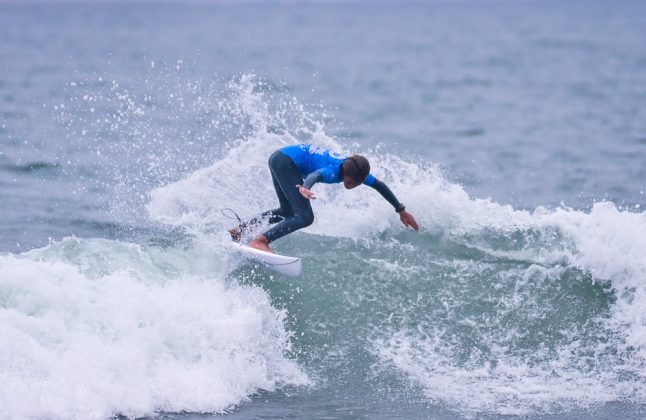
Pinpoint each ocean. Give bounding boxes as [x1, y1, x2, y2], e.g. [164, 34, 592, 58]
[1, 1, 645, 418]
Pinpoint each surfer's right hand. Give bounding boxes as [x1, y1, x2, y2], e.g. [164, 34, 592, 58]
[296, 185, 316, 200]
[399, 210, 419, 231]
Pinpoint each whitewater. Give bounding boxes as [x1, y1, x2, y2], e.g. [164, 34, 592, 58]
[2, 1, 646, 417]
[2, 73, 645, 418]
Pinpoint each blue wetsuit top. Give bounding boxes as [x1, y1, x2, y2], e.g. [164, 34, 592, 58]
[279, 144, 405, 212]
[280, 144, 376, 186]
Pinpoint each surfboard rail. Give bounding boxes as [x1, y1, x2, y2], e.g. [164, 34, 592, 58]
[229, 241, 302, 277]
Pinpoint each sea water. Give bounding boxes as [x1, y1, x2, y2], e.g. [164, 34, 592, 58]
[1, 1, 645, 418]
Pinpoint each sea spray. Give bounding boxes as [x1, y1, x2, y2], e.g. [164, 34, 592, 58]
[4, 72, 645, 418]
[146, 75, 646, 416]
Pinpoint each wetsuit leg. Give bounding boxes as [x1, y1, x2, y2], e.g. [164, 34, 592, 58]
[266, 169, 295, 221]
[262, 150, 314, 243]
[237, 170, 294, 232]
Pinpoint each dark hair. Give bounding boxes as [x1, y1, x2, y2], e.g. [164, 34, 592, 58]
[342, 155, 370, 182]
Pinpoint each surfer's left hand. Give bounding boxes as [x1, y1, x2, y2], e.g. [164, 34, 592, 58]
[296, 185, 317, 200]
[399, 210, 419, 231]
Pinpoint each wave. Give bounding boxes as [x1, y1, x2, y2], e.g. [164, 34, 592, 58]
[0, 237, 309, 419]
[3, 73, 645, 418]
[147, 74, 646, 416]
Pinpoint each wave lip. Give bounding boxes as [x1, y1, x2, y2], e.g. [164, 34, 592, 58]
[0, 237, 309, 419]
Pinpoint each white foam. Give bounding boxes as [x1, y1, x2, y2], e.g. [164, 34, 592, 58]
[146, 76, 645, 291]
[145, 74, 646, 414]
[0, 237, 309, 419]
[539, 203, 646, 362]
[368, 200, 646, 415]
[374, 327, 639, 417]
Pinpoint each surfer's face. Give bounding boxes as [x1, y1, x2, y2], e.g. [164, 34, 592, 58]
[343, 176, 360, 189]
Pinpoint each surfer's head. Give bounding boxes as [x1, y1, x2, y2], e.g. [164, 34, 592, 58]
[342, 155, 370, 189]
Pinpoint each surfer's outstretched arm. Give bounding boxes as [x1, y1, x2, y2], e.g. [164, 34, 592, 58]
[368, 178, 419, 231]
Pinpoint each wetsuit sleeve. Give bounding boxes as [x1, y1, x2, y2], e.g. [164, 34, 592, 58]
[302, 171, 323, 189]
[363, 174, 376, 186]
[368, 177, 406, 213]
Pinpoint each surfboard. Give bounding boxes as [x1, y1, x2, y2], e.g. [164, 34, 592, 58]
[229, 241, 302, 277]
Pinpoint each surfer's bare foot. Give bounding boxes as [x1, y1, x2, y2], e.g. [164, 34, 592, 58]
[249, 235, 273, 253]
[228, 227, 242, 241]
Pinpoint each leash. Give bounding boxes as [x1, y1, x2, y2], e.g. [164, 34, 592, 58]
[220, 208, 242, 224]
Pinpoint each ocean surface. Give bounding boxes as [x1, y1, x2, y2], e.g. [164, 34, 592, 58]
[1, 1, 646, 418]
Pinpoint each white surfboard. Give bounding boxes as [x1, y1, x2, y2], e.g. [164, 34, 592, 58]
[229, 241, 302, 277]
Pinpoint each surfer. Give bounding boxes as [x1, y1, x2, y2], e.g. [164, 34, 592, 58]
[229, 144, 419, 253]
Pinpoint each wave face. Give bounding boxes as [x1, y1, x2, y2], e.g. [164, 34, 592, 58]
[2, 73, 645, 418]
[144, 75, 646, 416]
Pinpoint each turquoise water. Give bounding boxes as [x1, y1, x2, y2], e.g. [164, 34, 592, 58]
[1, 1, 646, 418]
